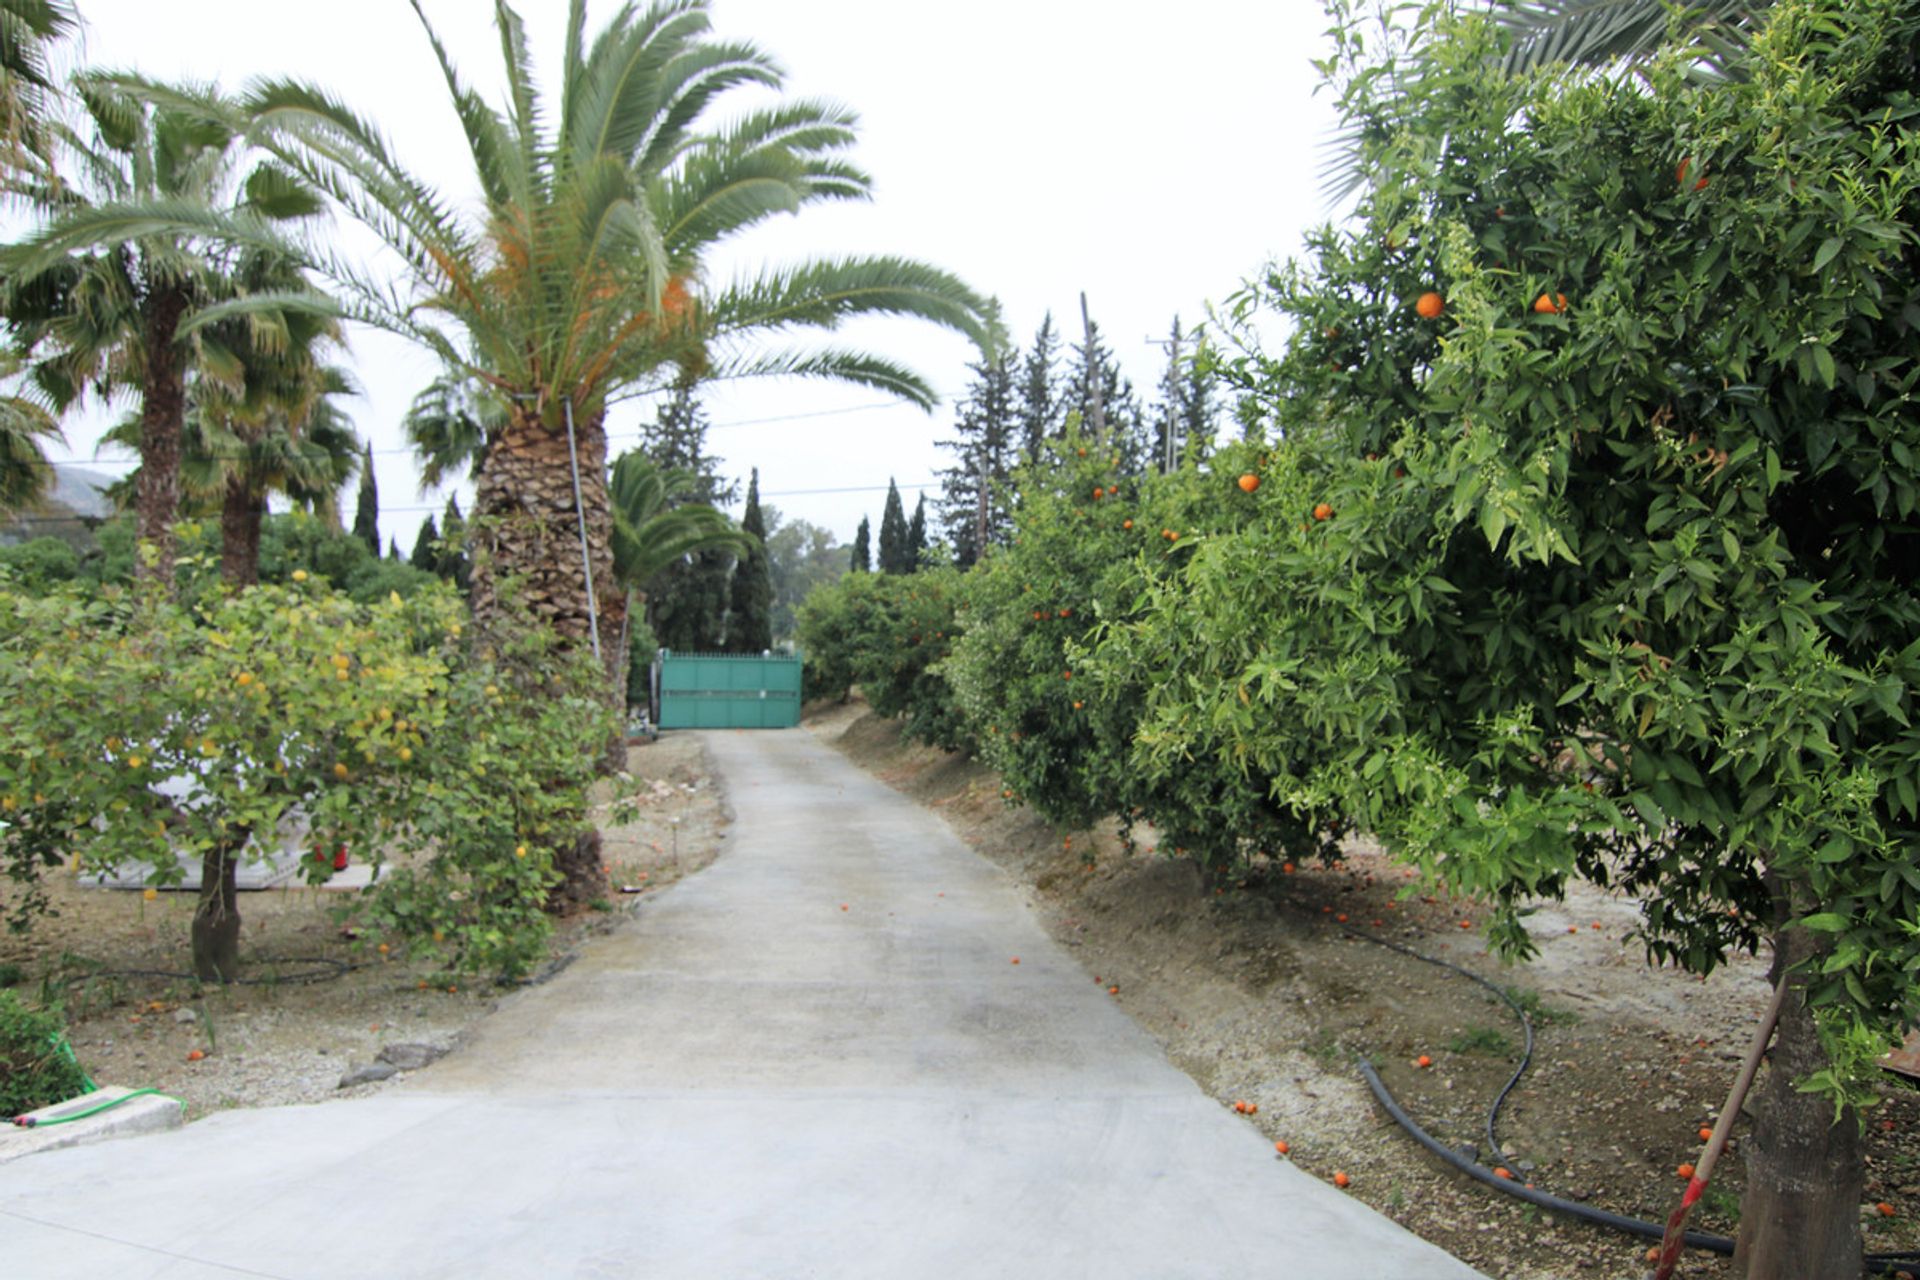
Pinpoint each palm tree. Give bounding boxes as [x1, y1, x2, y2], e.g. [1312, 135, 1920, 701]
[1, 73, 323, 590]
[244, 0, 1001, 681]
[0, 0, 76, 185]
[608, 449, 751, 697]
[1493, 1, 1764, 75]
[0, 352, 58, 513]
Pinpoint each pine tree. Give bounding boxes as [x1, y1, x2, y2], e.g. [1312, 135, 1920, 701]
[1016, 314, 1062, 461]
[351, 442, 379, 557]
[877, 478, 910, 574]
[725, 468, 772, 652]
[437, 495, 470, 589]
[642, 380, 736, 650]
[409, 514, 439, 571]
[850, 516, 871, 573]
[1066, 309, 1148, 476]
[904, 493, 927, 570]
[387, 536, 401, 561]
[936, 350, 1018, 567]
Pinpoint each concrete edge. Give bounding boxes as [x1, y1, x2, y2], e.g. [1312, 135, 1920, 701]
[0, 1086, 185, 1164]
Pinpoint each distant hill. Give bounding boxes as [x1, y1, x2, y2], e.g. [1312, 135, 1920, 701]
[1, 466, 118, 548]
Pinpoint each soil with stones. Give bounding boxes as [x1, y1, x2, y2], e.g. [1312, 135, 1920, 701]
[810, 697, 1920, 1280]
[0, 733, 728, 1122]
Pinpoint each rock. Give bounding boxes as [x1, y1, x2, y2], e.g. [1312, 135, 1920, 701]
[376, 1042, 448, 1071]
[172, 1008, 197, 1025]
[337, 1062, 398, 1088]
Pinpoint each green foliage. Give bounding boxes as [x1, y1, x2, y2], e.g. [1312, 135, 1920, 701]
[1178, 0, 1920, 1093]
[0, 991, 88, 1115]
[1447, 1026, 1515, 1056]
[0, 536, 79, 590]
[796, 568, 970, 750]
[0, 574, 611, 977]
[850, 516, 871, 573]
[626, 613, 659, 710]
[877, 479, 910, 573]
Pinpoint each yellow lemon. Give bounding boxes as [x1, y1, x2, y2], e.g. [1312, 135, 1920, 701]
[514, 844, 527, 859]
[291, 569, 308, 583]
[397, 746, 412, 762]
[333, 762, 350, 780]
[142, 888, 157, 902]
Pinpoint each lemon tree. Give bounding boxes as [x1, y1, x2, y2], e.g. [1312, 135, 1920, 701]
[0, 570, 612, 980]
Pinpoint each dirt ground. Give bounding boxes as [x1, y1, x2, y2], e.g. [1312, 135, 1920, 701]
[809, 697, 1920, 1280]
[0, 732, 729, 1120]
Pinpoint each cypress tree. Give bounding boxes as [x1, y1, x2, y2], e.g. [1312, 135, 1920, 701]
[1016, 314, 1062, 461]
[351, 442, 379, 556]
[877, 479, 909, 574]
[387, 536, 401, 561]
[904, 493, 927, 571]
[936, 350, 1017, 566]
[726, 468, 772, 652]
[409, 515, 439, 571]
[850, 516, 871, 573]
[438, 495, 470, 589]
[641, 380, 735, 649]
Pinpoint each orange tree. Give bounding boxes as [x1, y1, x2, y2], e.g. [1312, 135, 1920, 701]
[1127, 3, 1919, 1274]
[945, 418, 1292, 870]
[796, 565, 973, 752]
[0, 568, 612, 981]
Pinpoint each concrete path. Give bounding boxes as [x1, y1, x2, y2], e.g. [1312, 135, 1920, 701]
[0, 730, 1484, 1280]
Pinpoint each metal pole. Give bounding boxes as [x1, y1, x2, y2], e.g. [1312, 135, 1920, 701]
[561, 397, 603, 665]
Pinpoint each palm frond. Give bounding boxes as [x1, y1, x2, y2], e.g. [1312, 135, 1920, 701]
[2, 196, 303, 281]
[1495, 0, 1761, 76]
[705, 255, 1004, 357]
[707, 346, 940, 410]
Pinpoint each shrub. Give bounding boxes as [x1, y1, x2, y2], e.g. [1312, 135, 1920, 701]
[0, 991, 89, 1116]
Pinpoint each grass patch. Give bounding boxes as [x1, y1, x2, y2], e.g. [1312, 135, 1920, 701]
[1448, 1026, 1514, 1056]
[1501, 985, 1580, 1027]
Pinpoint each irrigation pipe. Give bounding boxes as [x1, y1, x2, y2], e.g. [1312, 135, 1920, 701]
[1339, 923, 1920, 1275]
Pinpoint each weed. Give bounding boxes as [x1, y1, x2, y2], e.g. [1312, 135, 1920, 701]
[0, 962, 21, 986]
[1304, 1029, 1344, 1069]
[1701, 1184, 1741, 1222]
[1448, 1026, 1514, 1056]
[1501, 985, 1580, 1028]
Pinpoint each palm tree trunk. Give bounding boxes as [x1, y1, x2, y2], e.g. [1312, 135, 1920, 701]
[469, 402, 618, 667]
[136, 284, 188, 593]
[218, 474, 263, 588]
[468, 399, 621, 908]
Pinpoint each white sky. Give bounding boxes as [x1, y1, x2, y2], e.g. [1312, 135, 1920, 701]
[42, 0, 1346, 547]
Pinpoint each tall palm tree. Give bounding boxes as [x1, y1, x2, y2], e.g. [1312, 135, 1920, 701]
[1, 73, 323, 590]
[244, 0, 1001, 682]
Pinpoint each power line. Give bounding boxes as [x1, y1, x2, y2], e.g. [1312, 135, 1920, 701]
[19, 398, 944, 471]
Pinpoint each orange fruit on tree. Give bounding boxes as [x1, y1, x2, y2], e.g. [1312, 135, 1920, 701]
[1533, 292, 1568, 314]
[1313, 502, 1333, 521]
[1122, 519, 1134, 529]
[1238, 473, 1260, 493]
[1415, 291, 1444, 319]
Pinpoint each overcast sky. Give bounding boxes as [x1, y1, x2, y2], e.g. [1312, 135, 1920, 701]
[41, 0, 1346, 547]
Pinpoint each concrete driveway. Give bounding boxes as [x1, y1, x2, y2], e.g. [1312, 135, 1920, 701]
[0, 729, 1484, 1280]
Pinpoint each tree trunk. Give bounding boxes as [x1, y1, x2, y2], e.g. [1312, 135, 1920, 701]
[191, 837, 244, 983]
[218, 475, 263, 588]
[468, 399, 620, 899]
[1732, 918, 1864, 1279]
[136, 285, 189, 594]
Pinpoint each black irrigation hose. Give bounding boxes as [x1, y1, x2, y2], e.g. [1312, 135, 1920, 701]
[1340, 924, 1920, 1275]
[1339, 924, 1533, 1168]
[50, 957, 365, 987]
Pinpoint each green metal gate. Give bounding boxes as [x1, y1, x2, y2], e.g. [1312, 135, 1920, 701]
[653, 649, 802, 729]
